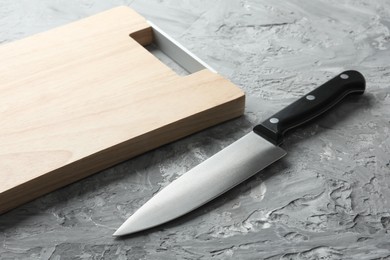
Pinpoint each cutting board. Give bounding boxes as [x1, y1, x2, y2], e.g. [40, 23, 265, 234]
[0, 7, 245, 214]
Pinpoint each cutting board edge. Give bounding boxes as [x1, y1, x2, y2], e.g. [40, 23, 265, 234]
[0, 95, 245, 215]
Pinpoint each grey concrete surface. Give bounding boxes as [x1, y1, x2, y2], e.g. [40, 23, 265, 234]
[1, 0, 390, 259]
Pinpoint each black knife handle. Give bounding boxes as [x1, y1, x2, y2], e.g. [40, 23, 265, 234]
[253, 70, 366, 145]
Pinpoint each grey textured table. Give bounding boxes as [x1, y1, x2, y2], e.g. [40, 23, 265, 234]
[1, 1, 390, 259]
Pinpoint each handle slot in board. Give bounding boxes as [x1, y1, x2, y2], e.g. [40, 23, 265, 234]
[130, 21, 216, 75]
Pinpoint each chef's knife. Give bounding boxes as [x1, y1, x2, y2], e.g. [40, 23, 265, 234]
[114, 70, 365, 236]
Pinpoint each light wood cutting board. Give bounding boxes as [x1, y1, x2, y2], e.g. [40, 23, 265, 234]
[0, 7, 245, 214]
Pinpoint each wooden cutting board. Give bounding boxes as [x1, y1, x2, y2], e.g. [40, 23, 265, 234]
[0, 7, 244, 214]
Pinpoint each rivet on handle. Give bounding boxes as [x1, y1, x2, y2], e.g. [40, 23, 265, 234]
[306, 95, 316, 100]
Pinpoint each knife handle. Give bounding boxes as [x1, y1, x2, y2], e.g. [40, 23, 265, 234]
[253, 70, 366, 145]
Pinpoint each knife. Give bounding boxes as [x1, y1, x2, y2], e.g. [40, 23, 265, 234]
[113, 70, 366, 236]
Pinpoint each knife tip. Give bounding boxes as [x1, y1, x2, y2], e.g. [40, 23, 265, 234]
[112, 224, 135, 237]
[112, 230, 124, 237]
[112, 228, 133, 237]
[112, 220, 145, 237]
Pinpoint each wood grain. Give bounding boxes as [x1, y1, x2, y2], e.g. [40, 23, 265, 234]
[0, 6, 245, 214]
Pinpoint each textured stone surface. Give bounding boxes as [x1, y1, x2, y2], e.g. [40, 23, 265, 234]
[1, 0, 390, 259]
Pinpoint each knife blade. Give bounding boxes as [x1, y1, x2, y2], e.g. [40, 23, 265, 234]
[113, 70, 366, 236]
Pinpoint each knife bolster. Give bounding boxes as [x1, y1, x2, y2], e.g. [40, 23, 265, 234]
[253, 124, 283, 146]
